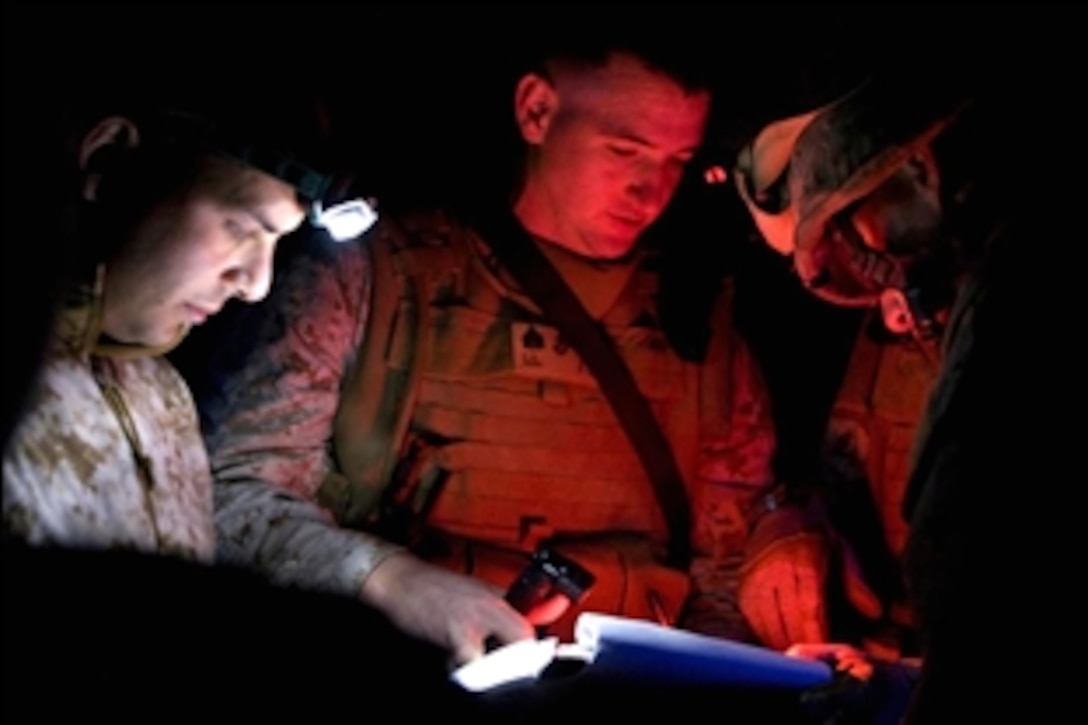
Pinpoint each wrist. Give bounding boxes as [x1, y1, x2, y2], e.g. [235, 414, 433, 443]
[742, 490, 831, 566]
[746, 481, 829, 533]
[359, 548, 416, 610]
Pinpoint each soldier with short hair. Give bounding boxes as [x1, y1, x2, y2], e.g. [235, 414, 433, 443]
[1, 59, 372, 562]
[188, 20, 785, 666]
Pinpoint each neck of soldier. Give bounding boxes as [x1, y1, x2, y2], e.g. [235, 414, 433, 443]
[513, 191, 641, 319]
[513, 176, 581, 257]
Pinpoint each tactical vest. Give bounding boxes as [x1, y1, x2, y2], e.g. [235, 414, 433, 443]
[826, 316, 941, 557]
[320, 212, 742, 631]
[822, 314, 941, 652]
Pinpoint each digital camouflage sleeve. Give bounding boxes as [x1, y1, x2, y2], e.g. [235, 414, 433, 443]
[198, 233, 405, 598]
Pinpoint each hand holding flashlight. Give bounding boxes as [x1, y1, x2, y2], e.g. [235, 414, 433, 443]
[485, 547, 596, 652]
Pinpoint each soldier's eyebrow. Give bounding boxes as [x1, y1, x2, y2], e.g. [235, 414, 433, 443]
[221, 177, 291, 236]
[600, 123, 701, 157]
[245, 208, 281, 235]
[600, 121, 654, 148]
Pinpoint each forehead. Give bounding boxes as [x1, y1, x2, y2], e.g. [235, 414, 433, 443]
[553, 53, 710, 145]
[185, 157, 306, 230]
[191, 158, 299, 207]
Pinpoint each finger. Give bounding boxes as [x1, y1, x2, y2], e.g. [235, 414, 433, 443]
[794, 592, 828, 646]
[841, 657, 875, 682]
[775, 559, 827, 646]
[798, 642, 852, 657]
[785, 642, 872, 681]
[450, 639, 485, 668]
[525, 593, 570, 627]
[491, 608, 537, 645]
[753, 607, 787, 651]
[785, 643, 827, 660]
[742, 575, 789, 649]
[749, 574, 803, 649]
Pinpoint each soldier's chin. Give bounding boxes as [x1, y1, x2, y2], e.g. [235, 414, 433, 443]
[140, 322, 190, 350]
[588, 232, 640, 261]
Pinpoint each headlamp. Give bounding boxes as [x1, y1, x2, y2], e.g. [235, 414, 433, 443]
[310, 198, 378, 242]
[223, 145, 377, 243]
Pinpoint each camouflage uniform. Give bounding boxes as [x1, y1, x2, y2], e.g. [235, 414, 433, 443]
[821, 314, 941, 649]
[3, 269, 214, 563]
[826, 321, 939, 558]
[197, 209, 779, 638]
[736, 47, 1075, 718]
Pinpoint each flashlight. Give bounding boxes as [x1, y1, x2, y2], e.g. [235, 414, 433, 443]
[484, 547, 595, 654]
[504, 548, 596, 616]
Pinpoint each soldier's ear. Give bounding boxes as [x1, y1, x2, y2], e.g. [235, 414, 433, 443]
[904, 144, 940, 196]
[79, 116, 140, 201]
[514, 72, 558, 145]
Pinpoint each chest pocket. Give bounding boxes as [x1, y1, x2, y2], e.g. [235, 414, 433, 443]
[427, 301, 686, 403]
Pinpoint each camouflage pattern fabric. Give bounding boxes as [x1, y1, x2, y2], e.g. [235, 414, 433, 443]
[3, 275, 214, 563]
[198, 209, 779, 638]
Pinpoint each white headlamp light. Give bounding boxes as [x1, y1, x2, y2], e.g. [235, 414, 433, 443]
[311, 198, 378, 242]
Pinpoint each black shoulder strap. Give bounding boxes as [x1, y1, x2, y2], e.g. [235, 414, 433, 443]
[474, 209, 692, 567]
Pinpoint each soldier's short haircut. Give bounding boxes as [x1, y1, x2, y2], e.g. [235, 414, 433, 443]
[517, 12, 721, 95]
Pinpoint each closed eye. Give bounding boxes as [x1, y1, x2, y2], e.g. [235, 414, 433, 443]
[225, 219, 258, 242]
[607, 144, 638, 158]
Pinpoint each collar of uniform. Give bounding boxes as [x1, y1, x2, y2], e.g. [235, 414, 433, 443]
[465, 228, 645, 322]
[535, 239, 645, 321]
